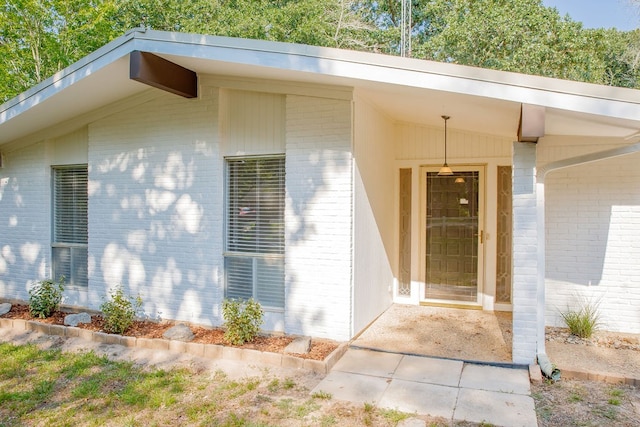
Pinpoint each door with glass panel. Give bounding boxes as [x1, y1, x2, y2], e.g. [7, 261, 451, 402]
[421, 166, 484, 303]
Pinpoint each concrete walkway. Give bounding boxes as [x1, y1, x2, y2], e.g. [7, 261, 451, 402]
[312, 348, 538, 427]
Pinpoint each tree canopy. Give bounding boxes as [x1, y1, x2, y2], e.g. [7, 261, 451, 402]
[1, 0, 638, 104]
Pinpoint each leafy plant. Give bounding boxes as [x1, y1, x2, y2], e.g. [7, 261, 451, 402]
[100, 285, 142, 335]
[560, 298, 601, 338]
[222, 298, 264, 345]
[28, 277, 65, 318]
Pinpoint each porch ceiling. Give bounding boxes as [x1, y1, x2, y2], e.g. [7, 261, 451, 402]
[2, 29, 640, 147]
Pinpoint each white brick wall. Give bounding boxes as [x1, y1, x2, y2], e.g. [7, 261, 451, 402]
[512, 141, 539, 364]
[87, 89, 222, 325]
[284, 95, 353, 341]
[544, 151, 640, 333]
[3, 87, 359, 341]
[0, 143, 51, 300]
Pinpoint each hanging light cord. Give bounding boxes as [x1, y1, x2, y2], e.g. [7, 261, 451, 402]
[442, 115, 450, 165]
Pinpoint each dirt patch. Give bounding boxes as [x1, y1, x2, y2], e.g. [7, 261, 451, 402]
[533, 328, 640, 427]
[545, 326, 640, 380]
[1, 304, 338, 361]
[533, 378, 640, 427]
[352, 304, 513, 362]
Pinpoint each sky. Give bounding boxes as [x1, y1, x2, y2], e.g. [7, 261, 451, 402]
[542, 0, 638, 31]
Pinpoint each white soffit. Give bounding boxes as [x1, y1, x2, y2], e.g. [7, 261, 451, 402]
[544, 108, 639, 137]
[0, 58, 143, 144]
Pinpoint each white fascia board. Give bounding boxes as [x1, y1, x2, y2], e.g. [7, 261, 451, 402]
[0, 30, 139, 123]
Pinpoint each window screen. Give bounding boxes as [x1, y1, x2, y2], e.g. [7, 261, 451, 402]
[52, 165, 88, 287]
[225, 157, 285, 308]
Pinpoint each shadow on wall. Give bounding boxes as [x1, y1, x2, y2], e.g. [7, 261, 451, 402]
[544, 156, 640, 287]
[544, 154, 640, 332]
[89, 88, 353, 334]
[88, 126, 220, 324]
[1, 49, 359, 335]
[0, 145, 51, 301]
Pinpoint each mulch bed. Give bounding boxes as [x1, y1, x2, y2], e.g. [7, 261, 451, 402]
[1, 304, 338, 361]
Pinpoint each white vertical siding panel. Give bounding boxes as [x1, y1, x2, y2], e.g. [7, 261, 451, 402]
[395, 122, 511, 161]
[52, 128, 88, 165]
[222, 89, 285, 156]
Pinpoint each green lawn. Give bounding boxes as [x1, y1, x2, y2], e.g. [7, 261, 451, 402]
[0, 342, 414, 427]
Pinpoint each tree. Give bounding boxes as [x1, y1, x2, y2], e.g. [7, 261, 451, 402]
[112, 0, 373, 49]
[0, 0, 120, 103]
[356, 0, 639, 87]
[1, 0, 638, 105]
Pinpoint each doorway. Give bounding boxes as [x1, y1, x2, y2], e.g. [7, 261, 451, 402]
[420, 166, 485, 304]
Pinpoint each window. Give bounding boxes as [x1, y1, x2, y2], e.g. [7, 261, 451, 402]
[52, 165, 88, 287]
[225, 157, 285, 309]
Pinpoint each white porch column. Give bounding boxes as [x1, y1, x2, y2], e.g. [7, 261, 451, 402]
[512, 141, 538, 364]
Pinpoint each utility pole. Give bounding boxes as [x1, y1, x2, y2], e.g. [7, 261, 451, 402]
[400, 0, 412, 57]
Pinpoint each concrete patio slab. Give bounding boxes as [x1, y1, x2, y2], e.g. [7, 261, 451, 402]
[393, 355, 463, 387]
[453, 388, 537, 427]
[332, 348, 403, 378]
[313, 348, 538, 426]
[378, 379, 459, 419]
[459, 364, 531, 395]
[311, 370, 390, 404]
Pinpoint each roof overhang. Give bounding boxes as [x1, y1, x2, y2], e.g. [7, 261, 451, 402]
[2, 28, 640, 148]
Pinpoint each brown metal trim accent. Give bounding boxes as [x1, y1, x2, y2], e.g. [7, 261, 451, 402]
[517, 103, 545, 143]
[129, 51, 197, 98]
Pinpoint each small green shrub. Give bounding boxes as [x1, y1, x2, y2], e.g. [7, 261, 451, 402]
[100, 285, 142, 335]
[29, 277, 65, 318]
[560, 298, 601, 338]
[222, 298, 263, 345]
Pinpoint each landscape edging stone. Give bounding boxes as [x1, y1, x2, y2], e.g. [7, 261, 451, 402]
[12, 320, 336, 373]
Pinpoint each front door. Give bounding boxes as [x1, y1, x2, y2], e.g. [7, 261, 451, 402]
[421, 166, 484, 304]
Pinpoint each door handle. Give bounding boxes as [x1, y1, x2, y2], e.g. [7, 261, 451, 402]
[475, 230, 484, 244]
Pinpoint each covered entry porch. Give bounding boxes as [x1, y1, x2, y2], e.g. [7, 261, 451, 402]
[352, 304, 513, 364]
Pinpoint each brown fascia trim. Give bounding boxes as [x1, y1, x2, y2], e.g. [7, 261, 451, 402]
[129, 50, 197, 98]
[518, 103, 545, 143]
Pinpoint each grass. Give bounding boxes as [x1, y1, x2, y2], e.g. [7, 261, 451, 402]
[607, 388, 624, 406]
[531, 378, 639, 427]
[311, 390, 332, 399]
[559, 298, 601, 338]
[0, 342, 412, 427]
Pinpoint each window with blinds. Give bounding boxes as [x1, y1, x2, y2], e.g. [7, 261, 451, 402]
[225, 157, 285, 309]
[52, 165, 88, 287]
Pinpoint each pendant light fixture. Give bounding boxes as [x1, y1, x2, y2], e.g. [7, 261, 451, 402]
[438, 115, 453, 176]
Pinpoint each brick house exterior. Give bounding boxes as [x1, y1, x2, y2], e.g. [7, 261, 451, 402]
[1, 30, 639, 364]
